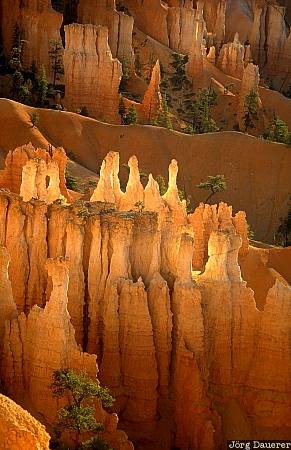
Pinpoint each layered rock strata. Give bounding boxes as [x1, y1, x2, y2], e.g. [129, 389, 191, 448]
[77, 0, 135, 69]
[63, 24, 122, 123]
[1, 0, 62, 77]
[0, 149, 290, 449]
[0, 256, 133, 450]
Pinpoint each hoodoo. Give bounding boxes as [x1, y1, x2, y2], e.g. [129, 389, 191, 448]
[0, 1, 291, 448]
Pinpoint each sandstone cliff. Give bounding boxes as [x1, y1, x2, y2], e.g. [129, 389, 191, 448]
[63, 24, 122, 123]
[1, 0, 62, 78]
[0, 256, 133, 450]
[0, 393, 50, 450]
[77, 0, 135, 70]
[0, 148, 290, 449]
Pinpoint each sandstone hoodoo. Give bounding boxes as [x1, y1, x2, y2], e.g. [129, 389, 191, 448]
[0, 1, 291, 449]
[0, 146, 290, 449]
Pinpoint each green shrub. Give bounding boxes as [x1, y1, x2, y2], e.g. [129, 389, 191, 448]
[262, 114, 291, 144]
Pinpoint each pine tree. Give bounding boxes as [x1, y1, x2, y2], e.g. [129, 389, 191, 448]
[49, 40, 64, 88]
[51, 369, 114, 448]
[9, 39, 29, 102]
[156, 174, 168, 195]
[123, 105, 138, 125]
[263, 114, 291, 144]
[119, 96, 126, 122]
[191, 88, 218, 134]
[275, 201, 291, 247]
[243, 89, 258, 133]
[36, 66, 48, 106]
[197, 175, 226, 203]
[157, 94, 173, 129]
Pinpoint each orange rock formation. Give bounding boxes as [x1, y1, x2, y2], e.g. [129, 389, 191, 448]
[123, 60, 163, 123]
[63, 24, 122, 123]
[0, 143, 69, 200]
[1, 0, 62, 77]
[1, 256, 133, 450]
[0, 149, 290, 449]
[77, 0, 135, 69]
[0, 393, 50, 450]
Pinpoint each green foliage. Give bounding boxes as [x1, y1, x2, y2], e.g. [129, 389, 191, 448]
[187, 88, 218, 134]
[169, 53, 189, 90]
[243, 89, 258, 132]
[36, 66, 48, 106]
[197, 175, 226, 203]
[262, 115, 291, 144]
[57, 404, 103, 434]
[155, 94, 172, 129]
[51, 369, 114, 408]
[49, 40, 64, 88]
[9, 39, 30, 102]
[123, 105, 138, 125]
[65, 170, 78, 191]
[80, 436, 113, 450]
[274, 200, 291, 247]
[156, 174, 168, 196]
[119, 60, 130, 92]
[29, 111, 39, 128]
[51, 369, 114, 447]
[119, 96, 126, 121]
[247, 224, 255, 240]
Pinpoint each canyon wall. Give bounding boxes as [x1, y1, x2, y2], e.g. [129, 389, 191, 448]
[77, 0, 135, 69]
[63, 24, 122, 124]
[1, 0, 62, 77]
[0, 147, 290, 449]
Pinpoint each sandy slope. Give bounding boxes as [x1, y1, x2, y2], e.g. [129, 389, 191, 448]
[0, 98, 290, 242]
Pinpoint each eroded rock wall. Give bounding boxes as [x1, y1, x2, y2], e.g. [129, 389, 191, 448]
[77, 0, 135, 69]
[1, 0, 62, 77]
[0, 150, 290, 449]
[63, 24, 122, 123]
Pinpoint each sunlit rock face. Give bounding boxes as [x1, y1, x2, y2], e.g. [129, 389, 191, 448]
[0, 149, 290, 449]
[0, 393, 50, 450]
[77, 0, 135, 69]
[1, 0, 62, 78]
[63, 24, 122, 123]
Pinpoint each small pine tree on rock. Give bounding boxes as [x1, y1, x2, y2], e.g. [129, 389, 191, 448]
[197, 175, 226, 203]
[262, 114, 291, 144]
[51, 368, 114, 448]
[123, 105, 138, 125]
[36, 66, 48, 106]
[49, 40, 64, 88]
[156, 94, 172, 129]
[243, 89, 258, 133]
[190, 88, 218, 134]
